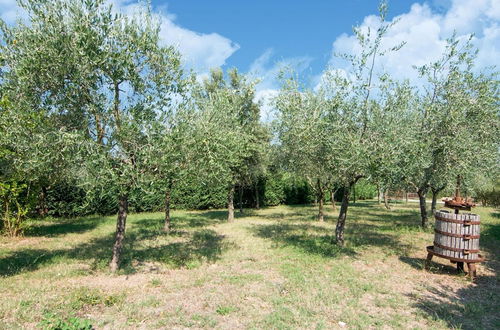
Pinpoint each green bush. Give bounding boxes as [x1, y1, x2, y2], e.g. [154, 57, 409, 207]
[41, 171, 343, 217]
[282, 173, 314, 205]
[0, 181, 31, 236]
[353, 179, 377, 200]
[263, 175, 285, 206]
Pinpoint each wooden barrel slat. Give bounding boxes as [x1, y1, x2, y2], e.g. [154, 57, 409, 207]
[433, 210, 481, 261]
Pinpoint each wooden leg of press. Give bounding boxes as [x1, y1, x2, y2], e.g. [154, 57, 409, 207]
[467, 263, 476, 278]
[425, 252, 433, 269]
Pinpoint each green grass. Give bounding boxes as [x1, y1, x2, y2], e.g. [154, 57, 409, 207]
[0, 201, 498, 329]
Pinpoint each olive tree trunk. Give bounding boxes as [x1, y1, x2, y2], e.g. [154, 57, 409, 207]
[317, 179, 324, 222]
[163, 189, 171, 232]
[227, 185, 235, 222]
[318, 196, 324, 222]
[335, 184, 352, 246]
[335, 176, 362, 245]
[430, 186, 444, 215]
[417, 188, 428, 228]
[383, 188, 391, 210]
[110, 194, 128, 272]
[330, 189, 337, 212]
[239, 185, 243, 213]
[38, 186, 49, 217]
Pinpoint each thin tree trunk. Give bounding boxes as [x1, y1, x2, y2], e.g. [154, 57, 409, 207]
[431, 191, 437, 216]
[335, 185, 352, 246]
[405, 190, 408, 203]
[163, 189, 171, 232]
[418, 188, 428, 228]
[239, 185, 243, 213]
[330, 189, 336, 212]
[228, 185, 235, 222]
[38, 186, 48, 217]
[110, 194, 128, 272]
[317, 178, 324, 221]
[255, 182, 260, 209]
[431, 186, 444, 215]
[318, 196, 324, 221]
[384, 188, 391, 210]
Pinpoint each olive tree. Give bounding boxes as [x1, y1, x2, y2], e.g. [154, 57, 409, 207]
[138, 91, 196, 232]
[274, 78, 337, 222]
[318, 1, 405, 245]
[1, 0, 184, 270]
[194, 68, 267, 222]
[405, 36, 499, 227]
[367, 80, 416, 211]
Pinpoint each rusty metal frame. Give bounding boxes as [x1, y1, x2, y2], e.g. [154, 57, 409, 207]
[426, 246, 484, 263]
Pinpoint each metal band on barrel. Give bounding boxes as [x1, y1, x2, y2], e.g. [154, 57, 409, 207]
[433, 241, 480, 254]
[434, 229, 480, 239]
[434, 215, 480, 225]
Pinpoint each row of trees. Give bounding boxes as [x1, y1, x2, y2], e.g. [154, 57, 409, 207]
[1, 0, 498, 270]
[0, 0, 269, 271]
[274, 2, 498, 244]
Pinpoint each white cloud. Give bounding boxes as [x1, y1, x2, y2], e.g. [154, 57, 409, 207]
[111, 0, 239, 73]
[328, 0, 500, 85]
[158, 18, 239, 73]
[248, 48, 313, 120]
[0, 0, 239, 73]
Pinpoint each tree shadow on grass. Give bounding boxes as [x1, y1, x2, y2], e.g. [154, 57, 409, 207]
[133, 209, 262, 233]
[168, 210, 229, 229]
[408, 275, 500, 329]
[351, 208, 421, 225]
[24, 216, 103, 237]
[399, 256, 461, 276]
[346, 222, 415, 253]
[122, 229, 232, 270]
[0, 228, 230, 277]
[130, 210, 228, 237]
[250, 223, 356, 258]
[258, 211, 319, 222]
[251, 203, 418, 258]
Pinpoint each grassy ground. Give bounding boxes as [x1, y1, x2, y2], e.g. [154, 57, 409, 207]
[0, 201, 499, 329]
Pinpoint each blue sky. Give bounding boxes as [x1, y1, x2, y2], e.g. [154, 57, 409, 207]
[1, 0, 498, 117]
[158, 0, 424, 74]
